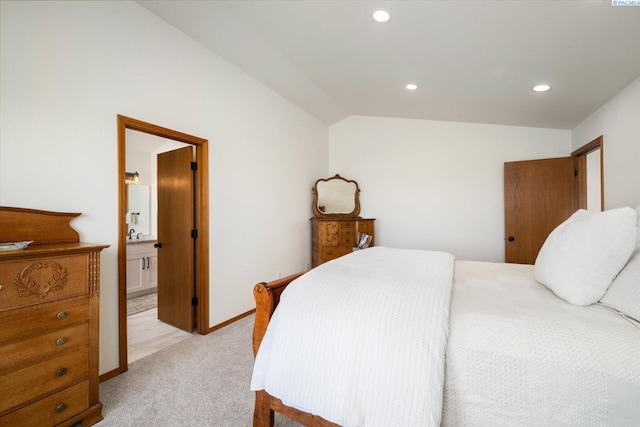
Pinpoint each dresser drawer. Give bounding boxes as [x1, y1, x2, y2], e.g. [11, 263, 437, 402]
[0, 297, 89, 344]
[319, 222, 340, 246]
[0, 380, 89, 427]
[319, 246, 352, 264]
[341, 221, 355, 229]
[340, 225, 356, 241]
[340, 221, 356, 246]
[357, 220, 374, 237]
[0, 345, 89, 414]
[0, 323, 88, 371]
[341, 235, 355, 247]
[0, 254, 89, 310]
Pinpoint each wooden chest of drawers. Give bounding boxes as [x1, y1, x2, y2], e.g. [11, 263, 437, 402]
[0, 206, 107, 427]
[311, 218, 375, 267]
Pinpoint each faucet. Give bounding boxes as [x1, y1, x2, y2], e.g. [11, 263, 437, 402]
[136, 233, 143, 240]
[128, 229, 135, 240]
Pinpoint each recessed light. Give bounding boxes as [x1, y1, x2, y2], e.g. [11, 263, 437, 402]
[405, 83, 418, 91]
[373, 9, 391, 23]
[533, 84, 551, 92]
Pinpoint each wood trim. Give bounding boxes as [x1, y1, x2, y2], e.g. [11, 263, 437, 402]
[571, 135, 603, 157]
[205, 308, 255, 334]
[311, 174, 361, 218]
[270, 395, 339, 427]
[253, 272, 305, 357]
[0, 206, 80, 245]
[254, 390, 275, 427]
[116, 115, 210, 378]
[253, 391, 340, 427]
[98, 367, 121, 383]
[195, 136, 209, 333]
[117, 115, 208, 146]
[575, 155, 587, 210]
[117, 116, 128, 375]
[572, 135, 604, 211]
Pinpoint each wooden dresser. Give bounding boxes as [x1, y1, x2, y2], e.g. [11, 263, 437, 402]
[0, 207, 107, 427]
[311, 218, 375, 267]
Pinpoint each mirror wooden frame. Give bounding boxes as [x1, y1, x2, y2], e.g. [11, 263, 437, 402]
[312, 174, 361, 218]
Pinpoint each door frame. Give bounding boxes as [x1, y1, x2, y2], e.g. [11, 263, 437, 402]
[115, 114, 209, 376]
[572, 135, 604, 211]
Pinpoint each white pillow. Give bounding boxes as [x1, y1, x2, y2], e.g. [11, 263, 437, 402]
[600, 250, 640, 322]
[534, 207, 637, 306]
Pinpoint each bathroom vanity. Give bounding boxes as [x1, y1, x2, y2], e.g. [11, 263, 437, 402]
[126, 239, 158, 297]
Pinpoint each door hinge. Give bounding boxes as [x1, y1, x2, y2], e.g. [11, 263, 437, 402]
[191, 229, 198, 238]
[574, 169, 578, 177]
[191, 297, 198, 306]
[191, 161, 197, 171]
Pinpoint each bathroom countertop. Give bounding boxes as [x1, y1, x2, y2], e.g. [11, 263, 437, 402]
[126, 237, 157, 245]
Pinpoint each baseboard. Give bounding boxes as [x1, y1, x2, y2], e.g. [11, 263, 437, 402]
[205, 308, 255, 334]
[99, 367, 123, 383]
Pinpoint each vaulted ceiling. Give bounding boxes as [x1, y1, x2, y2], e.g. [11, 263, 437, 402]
[138, 1, 640, 129]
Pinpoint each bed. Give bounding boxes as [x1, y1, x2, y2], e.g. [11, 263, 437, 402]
[251, 207, 640, 426]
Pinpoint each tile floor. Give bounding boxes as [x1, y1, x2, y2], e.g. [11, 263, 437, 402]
[127, 307, 194, 363]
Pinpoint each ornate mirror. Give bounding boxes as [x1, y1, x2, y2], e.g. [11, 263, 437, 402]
[312, 174, 361, 218]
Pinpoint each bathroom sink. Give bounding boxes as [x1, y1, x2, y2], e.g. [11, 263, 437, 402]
[126, 235, 157, 244]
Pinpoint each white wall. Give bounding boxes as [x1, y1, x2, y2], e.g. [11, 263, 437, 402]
[0, 1, 328, 375]
[572, 77, 640, 209]
[329, 116, 571, 262]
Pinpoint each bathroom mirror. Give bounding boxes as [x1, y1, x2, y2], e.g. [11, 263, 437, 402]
[127, 184, 151, 236]
[312, 174, 360, 218]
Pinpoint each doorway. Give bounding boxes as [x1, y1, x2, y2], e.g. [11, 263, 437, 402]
[116, 115, 209, 376]
[504, 136, 604, 264]
[573, 135, 604, 212]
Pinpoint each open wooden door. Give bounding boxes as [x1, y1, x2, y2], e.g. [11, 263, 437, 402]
[157, 146, 195, 332]
[504, 157, 575, 264]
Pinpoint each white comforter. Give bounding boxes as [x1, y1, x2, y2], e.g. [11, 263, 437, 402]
[443, 261, 640, 426]
[251, 247, 455, 426]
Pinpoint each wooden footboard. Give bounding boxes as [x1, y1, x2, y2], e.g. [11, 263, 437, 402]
[252, 272, 340, 427]
[252, 272, 305, 358]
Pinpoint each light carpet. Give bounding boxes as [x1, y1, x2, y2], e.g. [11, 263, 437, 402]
[99, 314, 301, 427]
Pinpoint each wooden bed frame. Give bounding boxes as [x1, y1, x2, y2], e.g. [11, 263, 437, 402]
[252, 272, 340, 427]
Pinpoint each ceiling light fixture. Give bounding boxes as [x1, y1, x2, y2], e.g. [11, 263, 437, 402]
[373, 9, 391, 23]
[405, 83, 418, 91]
[533, 84, 551, 92]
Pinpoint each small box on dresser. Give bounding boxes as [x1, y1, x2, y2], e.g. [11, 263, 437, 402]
[0, 206, 108, 427]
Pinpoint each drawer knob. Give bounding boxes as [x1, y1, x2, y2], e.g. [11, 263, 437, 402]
[56, 337, 68, 346]
[0, 284, 3, 291]
[56, 368, 67, 377]
[56, 311, 67, 320]
[56, 403, 67, 413]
